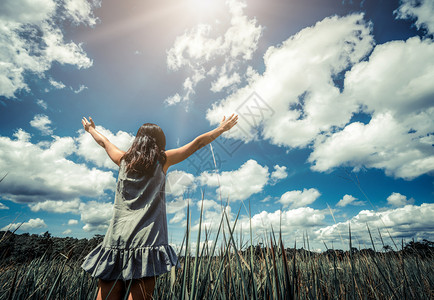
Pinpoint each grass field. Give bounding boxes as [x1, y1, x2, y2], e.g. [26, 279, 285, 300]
[1, 205, 433, 300]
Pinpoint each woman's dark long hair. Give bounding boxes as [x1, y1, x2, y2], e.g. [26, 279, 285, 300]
[121, 123, 167, 176]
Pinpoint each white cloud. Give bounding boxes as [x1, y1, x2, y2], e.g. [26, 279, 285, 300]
[73, 84, 88, 94]
[24, 197, 113, 232]
[210, 72, 241, 93]
[29, 199, 81, 213]
[165, 0, 262, 107]
[0, 0, 96, 99]
[68, 219, 78, 225]
[336, 194, 365, 207]
[62, 229, 72, 235]
[196, 199, 221, 212]
[205, 13, 434, 180]
[191, 201, 232, 233]
[36, 99, 48, 110]
[270, 165, 288, 182]
[237, 207, 326, 240]
[0, 0, 55, 24]
[278, 188, 321, 208]
[0, 128, 116, 203]
[165, 170, 197, 197]
[42, 22, 92, 67]
[387, 192, 414, 207]
[63, 0, 99, 26]
[1, 218, 47, 232]
[30, 114, 53, 135]
[315, 203, 434, 247]
[0, 202, 9, 210]
[165, 93, 182, 106]
[205, 13, 373, 146]
[75, 126, 134, 170]
[260, 195, 273, 203]
[395, 0, 434, 35]
[309, 36, 434, 179]
[309, 112, 434, 180]
[79, 200, 113, 232]
[197, 159, 269, 201]
[343, 36, 434, 117]
[49, 78, 66, 89]
[166, 197, 191, 224]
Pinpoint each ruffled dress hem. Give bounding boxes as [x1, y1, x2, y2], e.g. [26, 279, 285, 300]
[81, 242, 181, 281]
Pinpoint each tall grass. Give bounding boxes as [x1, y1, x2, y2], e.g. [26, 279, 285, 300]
[1, 203, 433, 299]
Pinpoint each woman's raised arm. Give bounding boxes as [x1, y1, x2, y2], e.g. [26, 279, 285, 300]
[164, 114, 238, 170]
[81, 117, 125, 166]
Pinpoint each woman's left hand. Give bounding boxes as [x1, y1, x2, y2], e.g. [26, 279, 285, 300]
[82, 116, 96, 132]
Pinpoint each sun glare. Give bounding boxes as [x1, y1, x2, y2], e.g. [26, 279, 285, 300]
[185, 0, 225, 20]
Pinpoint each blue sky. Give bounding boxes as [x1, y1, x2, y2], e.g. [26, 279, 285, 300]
[0, 0, 433, 251]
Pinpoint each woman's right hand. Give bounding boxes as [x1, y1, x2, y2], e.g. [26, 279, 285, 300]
[82, 116, 96, 132]
[219, 113, 238, 132]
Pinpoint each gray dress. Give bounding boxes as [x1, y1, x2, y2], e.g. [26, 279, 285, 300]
[81, 159, 180, 281]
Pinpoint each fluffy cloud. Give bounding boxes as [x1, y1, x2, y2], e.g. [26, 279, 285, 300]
[0, 129, 116, 203]
[270, 165, 288, 182]
[68, 219, 78, 225]
[315, 203, 434, 247]
[72, 84, 88, 94]
[0, 202, 9, 210]
[49, 78, 66, 89]
[395, 0, 434, 34]
[191, 199, 232, 232]
[336, 194, 365, 207]
[165, 170, 197, 197]
[0, 0, 98, 98]
[165, 0, 262, 107]
[196, 199, 221, 212]
[166, 197, 191, 224]
[36, 99, 48, 110]
[278, 188, 321, 208]
[344, 36, 434, 118]
[30, 114, 53, 135]
[211, 72, 241, 93]
[25, 197, 113, 232]
[75, 126, 134, 170]
[1, 218, 47, 232]
[63, 0, 99, 26]
[205, 13, 373, 145]
[204, 11, 434, 180]
[237, 207, 326, 240]
[29, 199, 81, 213]
[309, 113, 434, 179]
[308, 36, 434, 179]
[197, 159, 269, 202]
[79, 200, 113, 232]
[387, 192, 414, 207]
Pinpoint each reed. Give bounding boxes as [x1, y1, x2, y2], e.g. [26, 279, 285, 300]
[1, 202, 433, 299]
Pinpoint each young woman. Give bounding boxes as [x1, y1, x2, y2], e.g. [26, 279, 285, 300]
[80, 114, 238, 300]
